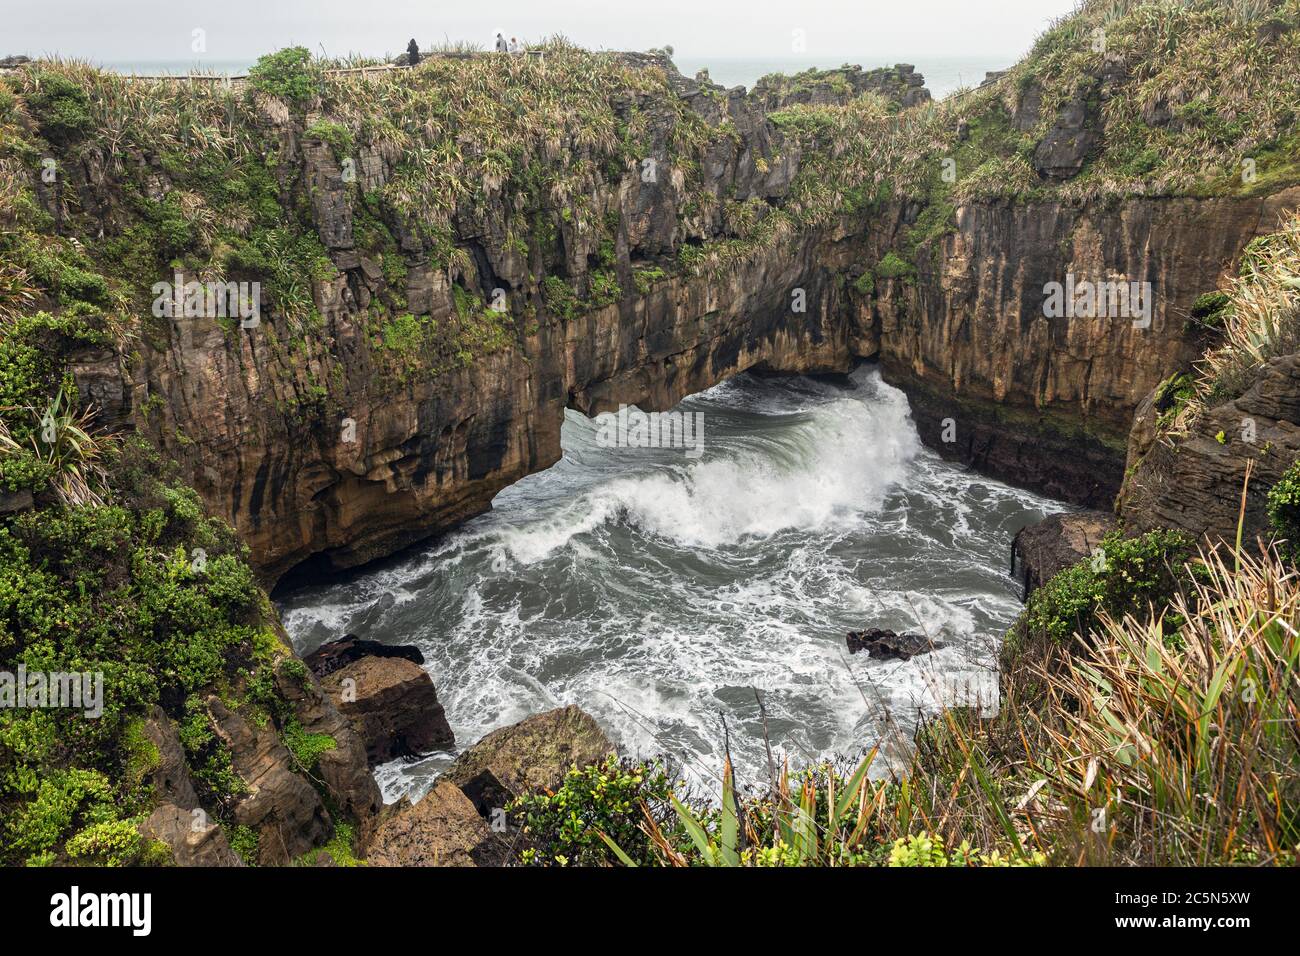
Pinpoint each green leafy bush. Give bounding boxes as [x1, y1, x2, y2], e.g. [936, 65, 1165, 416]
[887, 831, 1044, 867]
[0, 440, 287, 864]
[247, 47, 321, 106]
[1016, 529, 1200, 650]
[1267, 460, 1300, 563]
[24, 71, 92, 143]
[874, 251, 916, 282]
[65, 817, 170, 866]
[511, 755, 675, 866]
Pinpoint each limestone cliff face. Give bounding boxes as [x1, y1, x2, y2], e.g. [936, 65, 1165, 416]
[68, 66, 869, 585]
[1118, 353, 1300, 546]
[865, 188, 1300, 507]
[64, 62, 1300, 583]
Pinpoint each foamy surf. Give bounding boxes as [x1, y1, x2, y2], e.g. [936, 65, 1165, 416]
[278, 367, 1068, 801]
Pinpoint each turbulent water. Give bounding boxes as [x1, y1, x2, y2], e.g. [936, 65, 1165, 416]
[278, 367, 1067, 801]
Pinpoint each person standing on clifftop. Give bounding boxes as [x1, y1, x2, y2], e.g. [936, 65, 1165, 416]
[508, 37, 522, 54]
[495, 32, 508, 53]
[406, 39, 421, 66]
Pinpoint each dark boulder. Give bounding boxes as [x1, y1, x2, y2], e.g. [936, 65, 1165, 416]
[304, 633, 425, 677]
[846, 628, 945, 661]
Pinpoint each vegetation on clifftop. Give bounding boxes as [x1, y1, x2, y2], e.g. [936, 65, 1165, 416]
[2, 1, 1299, 870]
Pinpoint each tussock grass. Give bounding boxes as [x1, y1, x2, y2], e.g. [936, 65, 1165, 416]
[590, 540, 1297, 866]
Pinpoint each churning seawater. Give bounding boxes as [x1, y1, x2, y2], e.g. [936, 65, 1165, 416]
[277, 366, 1067, 801]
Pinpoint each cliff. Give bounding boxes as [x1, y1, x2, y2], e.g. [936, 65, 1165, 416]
[11, 9, 1298, 587]
[1118, 211, 1300, 545]
[4, 1, 1300, 868]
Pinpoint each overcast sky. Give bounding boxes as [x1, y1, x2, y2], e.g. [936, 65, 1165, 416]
[6, 0, 1082, 62]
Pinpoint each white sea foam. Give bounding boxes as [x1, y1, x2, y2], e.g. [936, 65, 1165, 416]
[277, 368, 1067, 800]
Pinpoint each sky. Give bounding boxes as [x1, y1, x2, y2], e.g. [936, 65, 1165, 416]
[4, 0, 1083, 64]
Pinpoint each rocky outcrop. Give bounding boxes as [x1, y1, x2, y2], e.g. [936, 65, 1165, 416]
[1118, 353, 1300, 545]
[750, 64, 930, 111]
[206, 696, 332, 865]
[441, 705, 614, 817]
[846, 628, 944, 661]
[140, 805, 243, 867]
[303, 634, 425, 676]
[319, 652, 455, 764]
[46, 51, 1299, 581]
[1012, 512, 1117, 599]
[361, 705, 612, 866]
[140, 705, 200, 811]
[870, 187, 1300, 506]
[132, 655, 383, 865]
[273, 660, 384, 826]
[364, 782, 508, 867]
[70, 59, 870, 587]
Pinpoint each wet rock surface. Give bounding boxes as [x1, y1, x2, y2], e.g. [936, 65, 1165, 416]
[846, 628, 945, 661]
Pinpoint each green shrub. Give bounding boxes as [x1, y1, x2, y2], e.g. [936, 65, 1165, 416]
[0, 438, 290, 864]
[1267, 461, 1300, 563]
[541, 275, 580, 320]
[511, 755, 675, 866]
[247, 47, 320, 105]
[227, 824, 259, 865]
[1190, 290, 1231, 326]
[874, 251, 916, 282]
[65, 817, 169, 866]
[632, 266, 667, 295]
[281, 717, 335, 772]
[1016, 529, 1200, 651]
[887, 832, 1044, 867]
[303, 118, 355, 160]
[25, 71, 92, 143]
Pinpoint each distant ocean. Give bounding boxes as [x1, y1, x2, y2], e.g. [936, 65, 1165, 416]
[93, 53, 1015, 100]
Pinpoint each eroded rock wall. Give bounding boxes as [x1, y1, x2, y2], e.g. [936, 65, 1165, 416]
[67, 63, 1300, 583]
[866, 188, 1300, 506]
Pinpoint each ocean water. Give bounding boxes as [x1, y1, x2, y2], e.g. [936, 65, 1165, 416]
[277, 367, 1067, 802]
[94, 54, 1010, 99]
